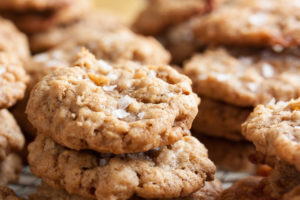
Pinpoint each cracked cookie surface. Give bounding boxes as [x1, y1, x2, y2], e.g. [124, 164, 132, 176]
[26, 49, 199, 154]
[28, 135, 215, 200]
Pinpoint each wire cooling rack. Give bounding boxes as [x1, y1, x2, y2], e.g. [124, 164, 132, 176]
[9, 166, 251, 198]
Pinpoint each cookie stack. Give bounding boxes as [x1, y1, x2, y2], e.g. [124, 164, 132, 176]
[221, 98, 300, 199]
[0, 18, 29, 186]
[25, 49, 219, 200]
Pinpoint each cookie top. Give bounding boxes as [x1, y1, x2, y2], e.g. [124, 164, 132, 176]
[193, 0, 300, 47]
[0, 0, 71, 11]
[0, 18, 30, 61]
[193, 97, 251, 141]
[0, 109, 24, 161]
[242, 98, 300, 171]
[133, 0, 211, 35]
[184, 48, 300, 107]
[1, 0, 91, 34]
[30, 11, 125, 52]
[26, 49, 199, 154]
[28, 134, 215, 200]
[0, 186, 23, 200]
[30, 180, 222, 200]
[220, 176, 273, 200]
[0, 52, 29, 108]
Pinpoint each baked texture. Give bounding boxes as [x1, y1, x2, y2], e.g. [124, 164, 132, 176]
[28, 135, 216, 200]
[220, 176, 274, 200]
[0, 153, 23, 186]
[184, 48, 300, 107]
[242, 98, 300, 171]
[0, 52, 28, 109]
[193, 97, 251, 141]
[133, 0, 212, 35]
[29, 11, 125, 52]
[0, 186, 23, 200]
[195, 135, 255, 172]
[193, 0, 300, 47]
[0, 0, 91, 34]
[29, 180, 222, 200]
[0, 109, 24, 161]
[0, 18, 29, 61]
[26, 49, 199, 154]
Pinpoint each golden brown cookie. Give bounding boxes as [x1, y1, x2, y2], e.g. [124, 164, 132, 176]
[29, 11, 125, 52]
[0, 18, 29, 61]
[26, 49, 199, 154]
[242, 98, 300, 171]
[29, 180, 222, 200]
[0, 153, 22, 186]
[193, 97, 251, 141]
[0, 186, 23, 200]
[0, 52, 29, 109]
[28, 135, 216, 200]
[0, 109, 24, 161]
[184, 48, 300, 107]
[193, 0, 300, 47]
[194, 134, 256, 173]
[133, 0, 212, 35]
[0, 0, 91, 34]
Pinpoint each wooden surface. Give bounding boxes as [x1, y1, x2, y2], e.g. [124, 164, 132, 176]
[94, 0, 146, 23]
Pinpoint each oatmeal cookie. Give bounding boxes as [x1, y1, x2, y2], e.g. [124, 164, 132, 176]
[195, 135, 255, 172]
[193, 97, 251, 141]
[0, 109, 24, 161]
[193, 0, 300, 47]
[0, 186, 23, 200]
[26, 49, 199, 154]
[0, 153, 22, 186]
[30, 180, 222, 200]
[184, 48, 300, 107]
[0, 0, 91, 34]
[0, 18, 30, 61]
[0, 52, 29, 109]
[30, 11, 125, 52]
[220, 176, 274, 200]
[133, 0, 212, 35]
[28, 135, 215, 200]
[242, 98, 300, 171]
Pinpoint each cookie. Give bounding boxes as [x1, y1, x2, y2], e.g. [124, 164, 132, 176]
[0, 52, 29, 109]
[242, 98, 300, 171]
[30, 180, 222, 200]
[283, 185, 300, 200]
[0, 153, 22, 185]
[28, 134, 215, 200]
[0, 186, 23, 200]
[193, 97, 251, 141]
[0, 109, 24, 161]
[194, 135, 256, 172]
[26, 49, 199, 154]
[0, 18, 30, 61]
[0, 0, 91, 34]
[133, 0, 212, 35]
[29, 11, 125, 52]
[184, 48, 300, 107]
[193, 0, 300, 47]
[220, 176, 274, 200]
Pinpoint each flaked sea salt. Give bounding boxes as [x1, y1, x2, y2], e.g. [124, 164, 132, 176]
[148, 70, 156, 78]
[33, 53, 49, 62]
[119, 95, 134, 109]
[138, 112, 145, 120]
[0, 67, 6, 75]
[246, 82, 258, 92]
[103, 85, 117, 92]
[98, 60, 112, 71]
[107, 73, 118, 81]
[248, 13, 269, 26]
[262, 63, 274, 78]
[113, 109, 130, 119]
[216, 74, 230, 82]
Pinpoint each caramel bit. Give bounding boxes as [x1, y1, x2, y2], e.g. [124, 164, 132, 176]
[133, 70, 147, 79]
[88, 73, 110, 86]
[289, 102, 300, 111]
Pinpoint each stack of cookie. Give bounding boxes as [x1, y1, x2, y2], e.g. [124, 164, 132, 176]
[220, 98, 300, 199]
[0, 18, 29, 186]
[25, 49, 220, 200]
